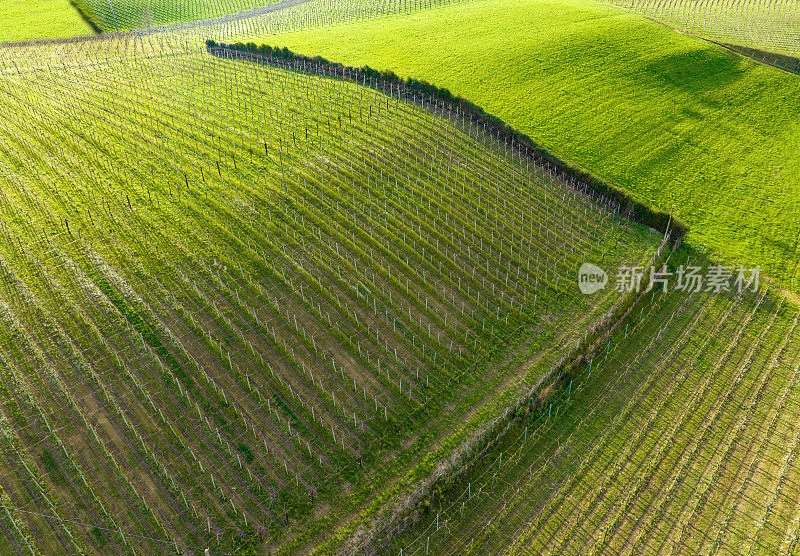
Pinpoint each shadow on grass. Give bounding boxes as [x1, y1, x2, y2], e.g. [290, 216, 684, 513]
[641, 48, 746, 90]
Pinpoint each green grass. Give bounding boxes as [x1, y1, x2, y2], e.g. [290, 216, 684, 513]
[251, 0, 800, 286]
[0, 44, 659, 553]
[0, 0, 93, 42]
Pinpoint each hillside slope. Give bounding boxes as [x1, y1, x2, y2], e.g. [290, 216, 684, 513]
[255, 0, 800, 286]
[0, 42, 659, 553]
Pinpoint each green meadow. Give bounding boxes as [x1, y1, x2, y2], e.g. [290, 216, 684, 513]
[0, 0, 93, 42]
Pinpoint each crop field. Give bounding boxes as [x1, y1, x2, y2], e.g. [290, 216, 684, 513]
[260, 0, 800, 288]
[68, 0, 468, 36]
[391, 261, 800, 554]
[0, 0, 468, 41]
[0, 0, 798, 553]
[0, 37, 661, 553]
[74, 0, 272, 32]
[615, 0, 800, 56]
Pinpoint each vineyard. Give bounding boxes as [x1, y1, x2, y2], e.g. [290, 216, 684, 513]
[0, 36, 661, 553]
[1, 0, 799, 553]
[390, 253, 800, 554]
[73, 0, 272, 32]
[612, 0, 800, 56]
[264, 0, 800, 288]
[1, 0, 472, 44]
[65, 0, 470, 36]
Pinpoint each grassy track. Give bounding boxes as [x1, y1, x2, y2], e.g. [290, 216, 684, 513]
[0, 43, 658, 553]
[254, 0, 800, 286]
[0, 0, 93, 43]
[391, 251, 800, 554]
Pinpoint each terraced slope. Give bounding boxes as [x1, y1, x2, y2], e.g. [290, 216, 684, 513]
[0, 43, 659, 553]
[391, 258, 800, 555]
[259, 0, 800, 286]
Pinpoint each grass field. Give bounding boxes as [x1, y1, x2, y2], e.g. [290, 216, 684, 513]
[0, 40, 660, 552]
[0, 0, 93, 43]
[392, 250, 800, 554]
[253, 0, 800, 286]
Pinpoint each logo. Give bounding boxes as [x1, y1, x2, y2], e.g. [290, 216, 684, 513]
[578, 263, 608, 295]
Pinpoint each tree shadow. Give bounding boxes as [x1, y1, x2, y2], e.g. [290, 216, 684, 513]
[640, 48, 747, 91]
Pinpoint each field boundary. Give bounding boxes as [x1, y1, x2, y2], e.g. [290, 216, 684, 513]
[385, 238, 680, 554]
[207, 41, 689, 241]
[716, 42, 800, 75]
